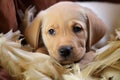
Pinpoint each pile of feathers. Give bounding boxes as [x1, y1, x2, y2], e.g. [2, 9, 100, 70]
[0, 29, 120, 80]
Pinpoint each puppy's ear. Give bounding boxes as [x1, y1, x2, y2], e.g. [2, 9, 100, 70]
[24, 12, 43, 49]
[85, 8, 106, 51]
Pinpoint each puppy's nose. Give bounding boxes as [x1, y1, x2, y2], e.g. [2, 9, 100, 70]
[59, 46, 73, 57]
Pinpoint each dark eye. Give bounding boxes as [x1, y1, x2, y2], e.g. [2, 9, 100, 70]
[73, 25, 82, 33]
[49, 29, 55, 35]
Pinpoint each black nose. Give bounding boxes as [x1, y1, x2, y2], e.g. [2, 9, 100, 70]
[59, 46, 73, 57]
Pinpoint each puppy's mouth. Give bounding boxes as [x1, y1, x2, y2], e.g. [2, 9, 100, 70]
[56, 48, 85, 65]
[60, 60, 80, 65]
[58, 58, 81, 65]
[48, 45, 86, 65]
[57, 54, 83, 65]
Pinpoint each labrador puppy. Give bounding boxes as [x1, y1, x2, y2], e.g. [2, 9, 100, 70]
[24, 1, 106, 65]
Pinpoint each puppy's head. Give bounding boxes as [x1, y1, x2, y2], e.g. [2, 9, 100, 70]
[25, 2, 106, 64]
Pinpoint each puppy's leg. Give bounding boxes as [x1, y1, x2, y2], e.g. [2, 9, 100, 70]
[79, 50, 96, 69]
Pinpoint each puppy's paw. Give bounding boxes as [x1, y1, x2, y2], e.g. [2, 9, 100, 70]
[79, 51, 96, 69]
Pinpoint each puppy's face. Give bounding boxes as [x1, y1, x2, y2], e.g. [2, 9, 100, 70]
[41, 2, 88, 64]
[25, 2, 106, 65]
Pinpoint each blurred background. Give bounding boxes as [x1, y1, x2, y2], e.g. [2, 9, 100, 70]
[0, 0, 119, 33]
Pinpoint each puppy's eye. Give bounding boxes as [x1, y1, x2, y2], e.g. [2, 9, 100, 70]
[49, 29, 55, 35]
[73, 25, 82, 33]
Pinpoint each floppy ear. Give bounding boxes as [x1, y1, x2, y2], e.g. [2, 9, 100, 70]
[85, 8, 106, 51]
[24, 12, 43, 50]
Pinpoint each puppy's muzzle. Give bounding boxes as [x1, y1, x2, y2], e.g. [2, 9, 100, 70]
[58, 46, 73, 57]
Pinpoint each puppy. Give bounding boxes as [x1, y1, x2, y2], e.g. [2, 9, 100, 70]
[24, 1, 106, 65]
